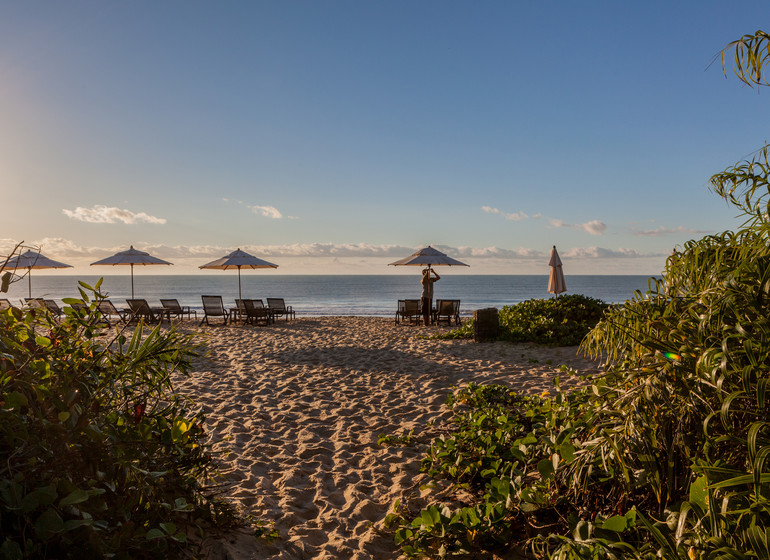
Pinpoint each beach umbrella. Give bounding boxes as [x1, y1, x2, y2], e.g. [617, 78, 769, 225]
[547, 245, 567, 297]
[199, 248, 278, 301]
[388, 246, 469, 269]
[5, 249, 72, 299]
[389, 246, 469, 315]
[91, 245, 172, 298]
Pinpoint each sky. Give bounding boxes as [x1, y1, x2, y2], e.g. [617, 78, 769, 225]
[1, 1, 768, 276]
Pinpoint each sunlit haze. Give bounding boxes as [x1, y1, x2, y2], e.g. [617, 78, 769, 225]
[1, 1, 764, 275]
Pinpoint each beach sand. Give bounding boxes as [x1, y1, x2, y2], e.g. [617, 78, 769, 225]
[171, 317, 602, 559]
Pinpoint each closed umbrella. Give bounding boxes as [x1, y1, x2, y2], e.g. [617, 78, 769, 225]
[91, 246, 172, 298]
[199, 248, 278, 300]
[5, 249, 72, 299]
[548, 245, 567, 297]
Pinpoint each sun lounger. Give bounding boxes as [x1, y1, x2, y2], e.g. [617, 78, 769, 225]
[43, 299, 64, 318]
[160, 298, 197, 320]
[395, 299, 422, 325]
[97, 300, 130, 325]
[200, 295, 230, 326]
[266, 298, 295, 320]
[126, 299, 169, 324]
[0, 298, 13, 311]
[23, 298, 62, 321]
[433, 299, 462, 326]
[69, 302, 88, 313]
[243, 299, 272, 326]
[231, 299, 247, 322]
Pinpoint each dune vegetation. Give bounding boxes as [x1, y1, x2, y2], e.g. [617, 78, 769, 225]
[0, 277, 238, 559]
[385, 30, 770, 559]
[437, 294, 610, 347]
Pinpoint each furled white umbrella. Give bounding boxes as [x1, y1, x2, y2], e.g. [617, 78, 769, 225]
[5, 249, 72, 299]
[547, 245, 567, 297]
[199, 248, 278, 301]
[91, 246, 172, 298]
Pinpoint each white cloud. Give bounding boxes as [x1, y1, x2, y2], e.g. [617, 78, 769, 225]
[62, 205, 166, 225]
[248, 205, 284, 219]
[482, 206, 529, 221]
[549, 218, 607, 235]
[581, 220, 607, 235]
[634, 225, 711, 237]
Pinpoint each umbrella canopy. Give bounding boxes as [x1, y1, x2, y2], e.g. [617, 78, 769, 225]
[388, 246, 469, 268]
[91, 246, 172, 298]
[199, 248, 278, 300]
[547, 245, 567, 297]
[5, 249, 72, 298]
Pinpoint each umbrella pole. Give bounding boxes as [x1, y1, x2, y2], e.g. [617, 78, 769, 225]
[28, 269, 32, 299]
[130, 263, 135, 299]
[238, 267, 242, 301]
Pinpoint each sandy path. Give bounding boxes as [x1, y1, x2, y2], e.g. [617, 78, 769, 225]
[171, 317, 601, 559]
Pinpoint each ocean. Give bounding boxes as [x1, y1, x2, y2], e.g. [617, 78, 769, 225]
[3, 274, 658, 317]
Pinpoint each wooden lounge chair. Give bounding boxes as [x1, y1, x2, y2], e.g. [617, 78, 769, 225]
[97, 300, 130, 325]
[200, 295, 229, 326]
[231, 299, 247, 323]
[243, 299, 272, 326]
[126, 299, 167, 324]
[266, 298, 295, 320]
[0, 298, 14, 311]
[395, 299, 422, 325]
[69, 302, 88, 313]
[43, 299, 64, 319]
[434, 299, 462, 326]
[160, 298, 197, 320]
[23, 298, 61, 321]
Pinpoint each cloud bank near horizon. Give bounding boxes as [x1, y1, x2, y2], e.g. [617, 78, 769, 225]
[634, 225, 712, 237]
[0, 238, 666, 262]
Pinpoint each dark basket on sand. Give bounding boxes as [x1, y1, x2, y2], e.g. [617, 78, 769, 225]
[473, 308, 499, 342]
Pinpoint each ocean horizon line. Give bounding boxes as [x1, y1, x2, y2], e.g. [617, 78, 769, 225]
[3, 274, 660, 316]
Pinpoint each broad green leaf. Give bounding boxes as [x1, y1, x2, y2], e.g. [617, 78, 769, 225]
[1, 272, 11, 293]
[160, 522, 177, 534]
[537, 458, 555, 480]
[559, 442, 576, 463]
[4, 392, 28, 409]
[600, 515, 628, 532]
[145, 528, 165, 540]
[34, 508, 64, 538]
[0, 539, 23, 560]
[59, 489, 90, 507]
[689, 475, 709, 511]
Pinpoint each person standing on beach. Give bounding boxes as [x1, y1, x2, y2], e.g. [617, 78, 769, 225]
[420, 268, 440, 326]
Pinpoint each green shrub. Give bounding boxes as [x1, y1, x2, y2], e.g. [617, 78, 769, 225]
[390, 31, 770, 559]
[436, 294, 610, 346]
[0, 281, 234, 559]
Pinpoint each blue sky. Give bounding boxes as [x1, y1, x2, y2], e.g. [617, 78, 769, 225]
[1, 1, 767, 275]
